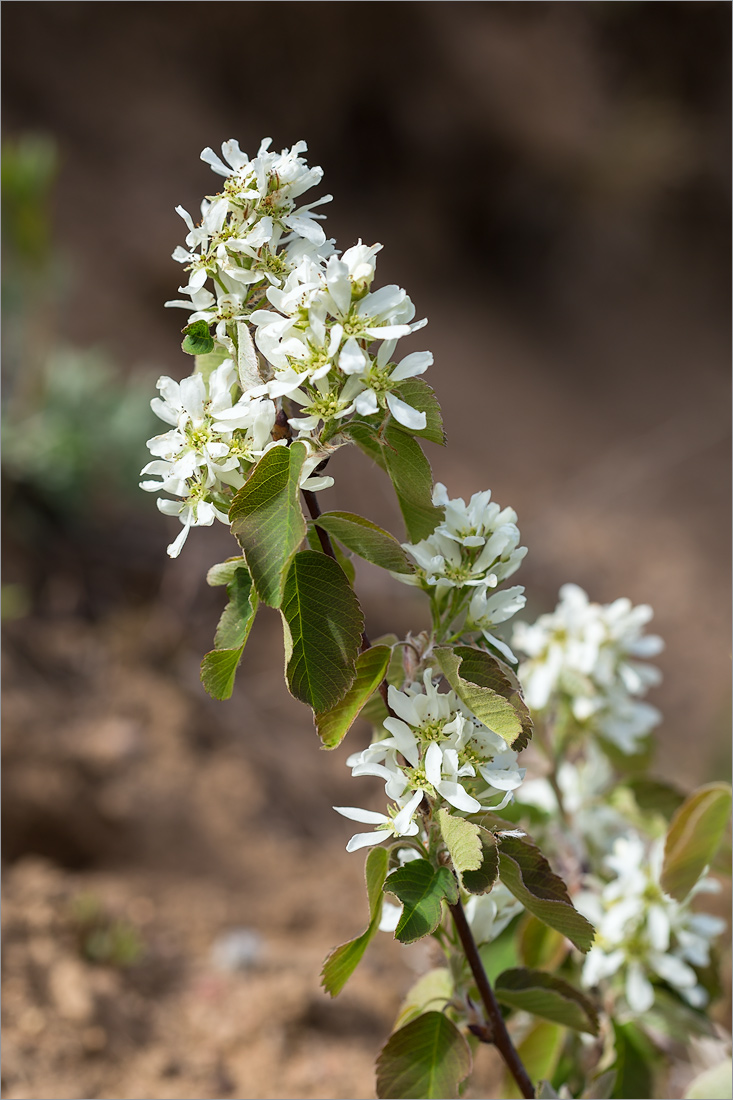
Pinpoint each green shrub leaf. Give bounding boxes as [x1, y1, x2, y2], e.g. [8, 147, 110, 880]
[394, 969, 454, 1030]
[315, 645, 391, 749]
[461, 827, 500, 895]
[495, 967, 599, 1034]
[661, 782, 732, 901]
[437, 809, 482, 875]
[181, 318, 214, 356]
[376, 1011, 472, 1099]
[498, 834, 595, 952]
[381, 425, 442, 542]
[435, 646, 526, 747]
[314, 511, 414, 573]
[386, 859, 458, 944]
[280, 550, 363, 712]
[230, 441, 307, 607]
[321, 846, 389, 997]
[200, 561, 258, 700]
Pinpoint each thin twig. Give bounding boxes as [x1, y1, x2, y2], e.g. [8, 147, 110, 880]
[449, 896, 535, 1099]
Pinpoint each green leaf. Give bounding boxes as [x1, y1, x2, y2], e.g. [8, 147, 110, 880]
[206, 556, 249, 587]
[503, 1020, 564, 1100]
[437, 809, 482, 875]
[314, 511, 414, 573]
[392, 378, 445, 445]
[460, 827, 500, 896]
[181, 318, 214, 356]
[195, 344, 229, 381]
[627, 776, 685, 821]
[498, 834, 595, 953]
[315, 645, 391, 749]
[611, 1020, 658, 1100]
[495, 968, 599, 1034]
[435, 646, 525, 747]
[344, 420, 388, 472]
[230, 441, 307, 607]
[280, 550, 363, 712]
[661, 782, 732, 901]
[381, 424, 442, 542]
[358, 635, 404, 727]
[684, 1059, 733, 1100]
[321, 847, 389, 997]
[200, 563, 258, 700]
[385, 859, 458, 944]
[394, 969, 454, 1030]
[453, 645, 533, 750]
[517, 914, 568, 971]
[376, 1011, 472, 1099]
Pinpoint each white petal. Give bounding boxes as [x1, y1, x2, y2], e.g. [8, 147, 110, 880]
[338, 337, 368, 376]
[389, 351, 433, 382]
[626, 962, 654, 1013]
[333, 805, 388, 825]
[386, 393, 427, 431]
[346, 831, 387, 853]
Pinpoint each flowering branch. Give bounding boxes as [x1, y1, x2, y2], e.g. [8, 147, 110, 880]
[141, 137, 731, 1100]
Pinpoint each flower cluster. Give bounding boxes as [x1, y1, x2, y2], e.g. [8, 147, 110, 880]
[576, 834, 724, 1014]
[140, 358, 330, 556]
[143, 137, 435, 554]
[333, 669, 525, 852]
[394, 483, 527, 660]
[512, 583, 664, 753]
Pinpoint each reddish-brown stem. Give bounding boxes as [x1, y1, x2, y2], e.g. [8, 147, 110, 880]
[449, 896, 534, 1098]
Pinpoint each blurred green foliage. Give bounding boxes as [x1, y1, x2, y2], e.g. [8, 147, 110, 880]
[71, 892, 144, 968]
[2, 134, 157, 514]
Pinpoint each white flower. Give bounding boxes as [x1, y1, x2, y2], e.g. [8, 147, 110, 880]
[576, 834, 724, 1014]
[339, 340, 432, 430]
[140, 360, 279, 557]
[333, 788, 425, 852]
[464, 883, 524, 945]
[513, 584, 663, 753]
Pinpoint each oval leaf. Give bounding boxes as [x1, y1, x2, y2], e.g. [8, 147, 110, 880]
[381, 425, 442, 542]
[229, 441, 307, 607]
[321, 846, 389, 997]
[394, 969, 454, 1030]
[435, 646, 524, 747]
[498, 834, 595, 953]
[181, 318, 214, 356]
[315, 511, 414, 573]
[461, 827, 500, 895]
[376, 1011, 472, 1100]
[495, 967, 599, 1034]
[316, 645, 391, 749]
[280, 550, 363, 712]
[437, 809, 482, 874]
[386, 859, 458, 944]
[661, 782, 732, 901]
[200, 562, 258, 700]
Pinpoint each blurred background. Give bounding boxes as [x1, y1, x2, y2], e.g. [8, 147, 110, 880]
[2, 3, 730, 1098]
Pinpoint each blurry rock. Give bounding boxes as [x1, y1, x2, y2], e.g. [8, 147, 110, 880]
[48, 956, 94, 1022]
[210, 929, 264, 973]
